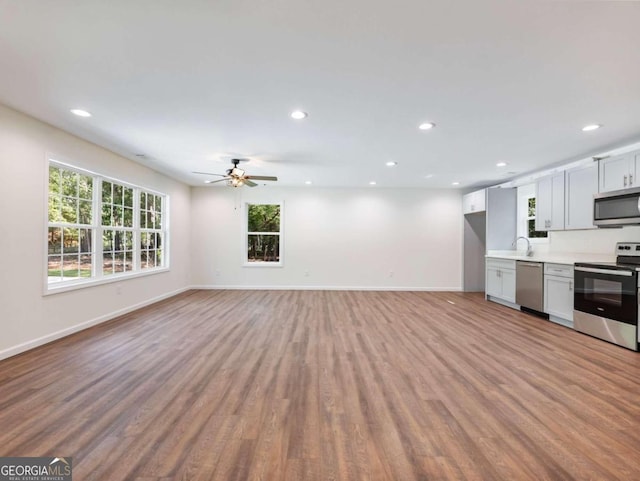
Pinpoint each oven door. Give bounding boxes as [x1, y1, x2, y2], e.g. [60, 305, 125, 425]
[574, 265, 638, 325]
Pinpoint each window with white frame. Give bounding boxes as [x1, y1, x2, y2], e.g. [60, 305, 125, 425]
[526, 196, 547, 239]
[516, 184, 547, 241]
[47, 160, 168, 289]
[140, 191, 164, 269]
[101, 180, 135, 274]
[48, 166, 94, 281]
[245, 203, 282, 265]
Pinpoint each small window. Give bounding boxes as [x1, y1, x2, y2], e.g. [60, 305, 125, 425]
[245, 203, 282, 265]
[527, 197, 548, 239]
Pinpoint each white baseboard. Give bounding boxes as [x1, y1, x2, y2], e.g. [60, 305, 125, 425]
[0, 286, 190, 362]
[191, 284, 462, 292]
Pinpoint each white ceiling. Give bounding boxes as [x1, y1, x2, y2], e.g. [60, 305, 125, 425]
[1, 0, 639, 189]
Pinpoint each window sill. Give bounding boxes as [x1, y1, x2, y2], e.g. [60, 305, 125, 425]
[528, 237, 549, 245]
[44, 267, 170, 296]
[242, 262, 283, 268]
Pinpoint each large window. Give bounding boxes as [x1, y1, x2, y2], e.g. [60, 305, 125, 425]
[245, 203, 282, 265]
[48, 167, 94, 281]
[47, 160, 168, 290]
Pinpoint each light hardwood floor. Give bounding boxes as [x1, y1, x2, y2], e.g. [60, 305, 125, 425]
[1, 290, 639, 480]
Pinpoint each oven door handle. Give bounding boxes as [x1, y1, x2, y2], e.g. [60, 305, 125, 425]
[574, 266, 634, 277]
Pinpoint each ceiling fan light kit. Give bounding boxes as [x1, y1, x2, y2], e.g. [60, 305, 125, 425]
[193, 159, 278, 188]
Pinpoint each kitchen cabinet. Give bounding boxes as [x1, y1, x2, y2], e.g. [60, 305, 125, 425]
[564, 162, 598, 230]
[462, 189, 486, 214]
[598, 151, 640, 192]
[463, 188, 516, 292]
[535, 172, 565, 231]
[543, 263, 574, 327]
[486, 258, 516, 304]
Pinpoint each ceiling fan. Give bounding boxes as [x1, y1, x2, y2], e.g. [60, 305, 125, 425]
[193, 159, 278, 187]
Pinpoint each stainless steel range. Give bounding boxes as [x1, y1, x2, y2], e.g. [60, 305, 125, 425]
[574, 242, 640, 351]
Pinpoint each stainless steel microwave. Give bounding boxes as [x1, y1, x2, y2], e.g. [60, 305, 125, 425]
[594, 186, 640, 227]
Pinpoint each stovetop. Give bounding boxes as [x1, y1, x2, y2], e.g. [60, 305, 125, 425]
[575, 261, 640, 271]
[576, 242, 640, 271]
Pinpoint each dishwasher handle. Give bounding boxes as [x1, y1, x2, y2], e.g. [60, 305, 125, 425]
[518, 262, 543, 268]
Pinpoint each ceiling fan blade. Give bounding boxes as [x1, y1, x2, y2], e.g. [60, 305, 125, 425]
[204, 177, 230, 185]
[244, 179, 258, 187]
[246, 175, 278, 181]
[192, 171, 226, 177]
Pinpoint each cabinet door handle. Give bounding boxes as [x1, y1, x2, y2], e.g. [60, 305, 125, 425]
[624, 174, 628, 187]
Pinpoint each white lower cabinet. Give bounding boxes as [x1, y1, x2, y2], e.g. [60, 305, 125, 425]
[543, 263, 574, 327]
[486, 259, 516, 304]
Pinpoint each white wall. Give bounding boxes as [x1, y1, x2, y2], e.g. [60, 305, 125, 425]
[191, 186, 463, 290]
[549, 226, 640, 255]
[0, 104, 191, 360]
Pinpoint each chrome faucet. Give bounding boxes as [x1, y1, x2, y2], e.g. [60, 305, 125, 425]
[513, 236, 533, 257]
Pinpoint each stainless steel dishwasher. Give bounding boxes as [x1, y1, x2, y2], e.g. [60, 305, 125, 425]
[516, 261, 544, 311]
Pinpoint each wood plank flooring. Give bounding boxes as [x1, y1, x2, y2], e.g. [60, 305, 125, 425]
[1, 290, 639, 480]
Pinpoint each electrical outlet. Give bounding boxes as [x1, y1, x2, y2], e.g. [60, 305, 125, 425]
[304, 270, 309, 277]
[389, 271, 394, 278]
[215, 270, 221, 277]
[115, 284, 122, 295]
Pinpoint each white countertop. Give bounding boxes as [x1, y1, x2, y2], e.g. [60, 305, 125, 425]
[486, 250, 616, 265]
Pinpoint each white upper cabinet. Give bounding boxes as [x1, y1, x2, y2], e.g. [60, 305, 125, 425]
[535, 172, 565, 231]
[565, 162, 598, 230]
[462, 189, 486, 214]
[598, 152, 637, 192]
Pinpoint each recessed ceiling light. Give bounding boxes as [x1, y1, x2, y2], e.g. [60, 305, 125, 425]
[452, 181, 460, 186]
[385, 161, 397, 167]
[424, 174, 434, 179]
[418, 122, 435, 130]
[582, 124, 601, 132]
[70, 109, 91, 117]
[496, 162, 507, 167]
[369, 181, 377, 185]
[291, 110, 308, 120]
[305, 180, 312, 185]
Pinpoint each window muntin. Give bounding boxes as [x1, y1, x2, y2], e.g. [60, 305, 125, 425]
[246, 203, 282, 264]
[102, 181, 134, 228]
[103, 229, 134, 275]
[47, 160, 168, 289]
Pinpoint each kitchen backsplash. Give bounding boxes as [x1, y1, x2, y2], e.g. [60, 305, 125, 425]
[549, 226, 640, 254]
